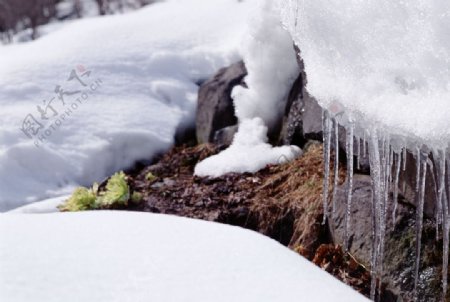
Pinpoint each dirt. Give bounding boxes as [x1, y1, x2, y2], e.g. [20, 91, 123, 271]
[103, 143, 372, 297]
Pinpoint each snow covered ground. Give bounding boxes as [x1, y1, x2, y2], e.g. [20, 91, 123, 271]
[0, 0, 255, 211]
[0, 211, 368, 302]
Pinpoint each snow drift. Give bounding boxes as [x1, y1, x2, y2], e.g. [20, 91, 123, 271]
[0, 211, 368, 302]
[0, 0, 256, 211]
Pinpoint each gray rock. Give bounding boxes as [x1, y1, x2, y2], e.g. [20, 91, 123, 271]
[196, 61, 246, 144]
[213, 125, 238, 148]
[329, 174, 442, 301]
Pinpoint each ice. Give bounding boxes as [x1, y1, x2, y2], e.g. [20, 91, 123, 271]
[322, 110, 332, 224]
[414, 152, 427, 300]
[0, 211, 369, 302]
[0, 0, 256, 211]
[332, 118, 340, 217]
[392, 152, 401, 226]
[344, 121, 354, 251]
[274, 1, 450, 299]
[368, 129, 382, 300]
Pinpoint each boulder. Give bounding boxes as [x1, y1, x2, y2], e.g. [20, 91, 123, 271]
[196, 61, 246, 144]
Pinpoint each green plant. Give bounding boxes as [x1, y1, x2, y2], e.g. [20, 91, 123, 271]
[59, 171, 133, 212]
[97, 171, 130, 207]
[145, 172, 157, 182]
[58, 187, 97, 212]
[131, 191, 143, 203]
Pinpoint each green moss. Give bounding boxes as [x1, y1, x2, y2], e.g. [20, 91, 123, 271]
[145, 172, 157, 183]
[97, 171, 130, 207]
[58, 187, 97, 212]
[59, 171, 131, 212]
[131, 191, 143, 203]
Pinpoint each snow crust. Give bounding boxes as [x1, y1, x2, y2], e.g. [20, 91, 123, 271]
[195, 1, 301, 177]
[0, 0, 255, 211]
[0, 211, 368, 302]
[279, 0, 450, 147]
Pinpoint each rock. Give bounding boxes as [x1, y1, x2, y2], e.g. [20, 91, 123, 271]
[196, 61, 247, 144]
[329, 173, 443, 301]
[213, 125, 238, 148]
[279, 74, 324, 146]
[279, 45, 323, 147]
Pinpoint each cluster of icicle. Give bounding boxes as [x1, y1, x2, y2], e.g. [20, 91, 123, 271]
[321, 110, 450, 302]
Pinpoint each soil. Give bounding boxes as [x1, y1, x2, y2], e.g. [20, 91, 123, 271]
[99, 143, 373, 298]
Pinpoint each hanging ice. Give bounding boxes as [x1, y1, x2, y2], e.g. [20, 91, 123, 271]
[322, 110, 332, 224]
[413, 152, 427, 301]
[332, 118, 340, 216]
[344, 121, 354, 251]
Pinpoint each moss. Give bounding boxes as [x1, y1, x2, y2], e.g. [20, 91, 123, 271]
[58, 187, 97, 212]
[97, 171, 130, 207]
[131, 191, 143, 203]
[145, 172, 157, 183]
[59, 171, 131, 211]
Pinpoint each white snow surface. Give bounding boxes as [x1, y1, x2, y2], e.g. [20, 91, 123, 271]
[0, 211, 368, 302]
[279, 0, 450, 146]
[0, 0, 255, 211]
[7, 196, 68, 214]
[195, 1, 301, 178]
[195, 118, 301, 177]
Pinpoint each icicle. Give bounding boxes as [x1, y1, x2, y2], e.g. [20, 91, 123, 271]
[402, 146, 407, 193]
[392, 152, 401, 227]
[368, 129, 382, 301]
[322, 110, 332, 224]
[413, 151, 427, 301]
[431, 153, 442, 242]
[436, 150, 446, 238]
[363, 131, 367, 158]
[357, 137, 361, 170]
[332, 118, 339, 217]
[443, 211, 449, 302]
[378, 135, 391, 299]
[344, 121, 354, 252]
[442, 157, 450, 301]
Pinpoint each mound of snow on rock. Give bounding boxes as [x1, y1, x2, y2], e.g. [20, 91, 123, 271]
[279, 0, 450, 146]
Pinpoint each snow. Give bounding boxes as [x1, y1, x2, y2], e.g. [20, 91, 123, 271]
[0, 0, 256, 211]
[0, 211, 369, 302]
[279, 0, 450, 147]
[195, 118, 301, 177]
[7, 196, 68, 214]
[195, 1, 301, 178]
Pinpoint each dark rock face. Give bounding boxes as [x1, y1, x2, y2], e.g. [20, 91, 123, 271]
[196, 61, 247, 144]
[329, 174, 445, 301]
[279, 48, 324, 148]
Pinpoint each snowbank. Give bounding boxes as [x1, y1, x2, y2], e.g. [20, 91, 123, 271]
[195, 1, 301, 178]
[0, 211, 368, 302]
[279, 0, 450, 146]
[0, 0, 255, 211]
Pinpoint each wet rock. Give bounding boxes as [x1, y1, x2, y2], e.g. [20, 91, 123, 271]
[196, 61, 246, 144]
[213, 125, 238, 147]
[329, 173, 443, 301]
